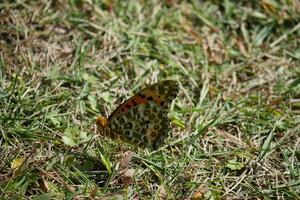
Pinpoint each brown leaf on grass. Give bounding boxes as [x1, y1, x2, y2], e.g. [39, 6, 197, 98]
[107, 151, 136, 187]
[121, 168, 135, 186]
[118, 150, 135, 186]
[119, 150, 135, 169]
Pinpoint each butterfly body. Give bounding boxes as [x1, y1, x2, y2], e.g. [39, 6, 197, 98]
[97, 80, 178, 149]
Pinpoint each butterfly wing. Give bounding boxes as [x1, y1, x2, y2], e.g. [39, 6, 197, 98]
[107, 101, 171, 149]
[98, 80, 178, 148]
[108, 80, 179, 120]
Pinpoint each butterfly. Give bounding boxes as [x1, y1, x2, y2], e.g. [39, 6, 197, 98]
[96, 80, 179, 149]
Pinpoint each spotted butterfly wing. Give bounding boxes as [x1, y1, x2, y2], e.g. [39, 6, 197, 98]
[96, 80, 179, 149]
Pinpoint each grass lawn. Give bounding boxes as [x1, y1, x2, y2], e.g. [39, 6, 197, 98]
[1, 0, 300, 199]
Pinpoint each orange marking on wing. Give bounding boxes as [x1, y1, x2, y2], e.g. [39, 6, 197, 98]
[142, 90, 167, 105]
[108, 80, 178, 121]
[108, 96, 149, 120]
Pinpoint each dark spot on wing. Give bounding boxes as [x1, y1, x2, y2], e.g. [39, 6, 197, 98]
[124, 130, 131, 136]
[151, 132, 157, 138]
[160, 101, 165, 106]
[136, 112, 140, 119]
[119, 118, 125, 124]
[126, 104, 131, 109]
[147, 96, 154, 101]
[143, 109, 150, 115]
[142, 136, 147, 142]
[158, 112, 164, 118]
[132, 100, 138, 106]
[124, 122, 133, 129]
[125, 111, 133, 119]
[141, 128, 147, 134]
